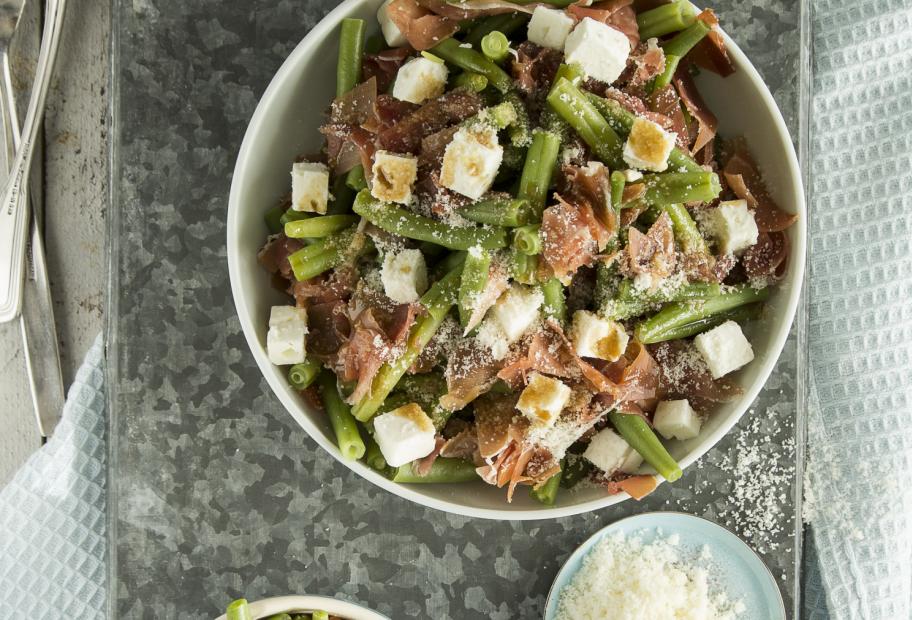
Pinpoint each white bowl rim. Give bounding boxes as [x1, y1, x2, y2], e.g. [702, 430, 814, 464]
[227, 0, 807, 520]
[213, 595, 390, 620]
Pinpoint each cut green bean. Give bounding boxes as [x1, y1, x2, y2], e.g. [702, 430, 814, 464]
[504, 91, 532, 146]
[284, 215, 359, 239]
[639, 303, 763, 344]
[635, 285, 771, 343]
[584, 92, 703, 173]
[226, 599, 252, 620]
[486, 100, 519, 130]
[512, 224, 541, 255]
[264, 205, 285, 234]
[609, 410, 682, 482]
[547, 78, 624, 168]
[461, 197, 535, 227]
[610, 170, 626, 211]
[662, 18, 711, 59]
[353, 264, 463, 422]
[459, 247, 492, 328]
[318, 370, 366, 460]
[481, 31, 510, 63]
[337, 18, 366, 97]
[288, 359, 322, 390]
[465, 13, 529, 47]
[636, 1, 697, 40]
[390, 458, 479, 483]
[662, 203, 707, 254]
[511, 250, 539, 285]
[453, 71, 489, 92]
[431, 38, 513, 93]
[540, 277, 567, 323]
[651, 53, 681, 92]
[517, 130, 561, 213]
[554, 62, 586, 86]
[287, 226, 364, 281]
[280, 208, 312, 226]
[353, 191, 508, 250]
[263, 614, 293, 620]
[312, 612, 329, 620]
[642, 172, 722, 205]
[530, 467, 562, 505]
[364, 432, 388, 471]
[346, 164, 367, 191]
[602, 280, 722, 321]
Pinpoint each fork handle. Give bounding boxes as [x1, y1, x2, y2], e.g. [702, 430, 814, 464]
[0, 0, 66, 322]
[0, 52, 27, 322]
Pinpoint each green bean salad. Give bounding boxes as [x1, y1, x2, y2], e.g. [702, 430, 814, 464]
[225, 599, 337, 620]
[256, 0, 797, 505]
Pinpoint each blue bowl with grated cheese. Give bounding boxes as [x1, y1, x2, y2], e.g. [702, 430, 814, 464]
[545, 512, 785, 620]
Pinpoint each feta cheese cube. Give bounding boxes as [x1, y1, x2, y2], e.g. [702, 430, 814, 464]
[266, 305, 308, 365]
[373, 403, 437, 467]
[371, 150, 418, 204]
[527, 6, 575, 50]
[476, 321, 511, 361]
[583, 428, 642, 475]
[654, 399, 702, 440]
[440, 125, 503, 200]
[392, 56, 449, 104]
[489, 284, 543, 343]
[706, 199, 759, 254]
[694, 320, 755, 379]
[381, 249, 428, 304]
[377, 0, 408, 47]
[516, 372, 572, 428]
[564, 18, 630, 85]
[291, 162, 330, 213]
[623, 117, 675, 172]
[571, 310, 629, 361]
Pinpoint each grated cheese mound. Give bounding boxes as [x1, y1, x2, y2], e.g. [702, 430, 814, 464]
[555, 532, 744, 620]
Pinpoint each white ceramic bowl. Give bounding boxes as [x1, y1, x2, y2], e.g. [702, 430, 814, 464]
[214, 595, 389, 620]
[227, 0, 806, 519]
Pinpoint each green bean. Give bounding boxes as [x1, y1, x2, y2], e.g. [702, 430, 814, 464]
[602, 280, 722, 321]
[540, 277, 567, 323]
[288, 359, 322, 390]
[651, 54, 681, 92]
[390, 458, 479, 483]
[530, 467, 562, 505]
[459, 247, 492, 328]
[226, 599, 252, 620]
[547, 78, 624, 168]
[461, 196, 535, 227]
[317, 370, 366, 460]
[642, 172, 721, 205]
[636, 1, 697, 40]
[486, 100, 519, 130]
[610, 170, 626, 212]
[584, 92, 703, 173]
[263, 614, 293, 620]
[353, 191, 508, 251]
[609, 410, 682, 482]
[453, 71, 489, 92]
[284, 215, 358, 239]
[511, 250, 539, 285]
[504, 91, 532, 146]
[431, 38, 513, 93]
[345, 164, 367, 191]
[635, 285, 771, 343]
[287, 226, 364, 281]
[312, 612, 329, 620]
[559, 456, 593, 489]
[662, 19, 711, 59]
[392, 373, 452, 429]
[661, 203, 707, 254]
[352, 264, 463, 422]
[364, 432, 388, 471]
[264, 205, 285, 234]
[512, 224, 541, 256]
[554, 62, 585, 86]
[336, 18, 366, 97]
[280, 208, 311, 226]
[481, 31, 510, 63]
[464, 13, 528, 47]
[638, 303, 763, 344]
[517, 130, 561, 213]
[431, 249, 468, 280]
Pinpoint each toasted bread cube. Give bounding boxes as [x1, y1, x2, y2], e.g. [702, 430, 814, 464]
[371, 150, 418, 204]
[571, 310, 629, 361]
[623, 117, 675, 172]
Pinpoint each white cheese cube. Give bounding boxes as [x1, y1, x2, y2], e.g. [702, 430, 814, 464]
[476, 321, 511, 361]
[291, 162, 330, 214]
[371, 150, 418, 204]
[377, 0, 408, 47]
[527, 6, 575, 50]
[570, 310, 629, 361]
[563, 17, 630, 85]
[392, 56, 449, 104]
[516, 372, 572, 428]
[489, 284, 543, 343]
[622, 169, 643, 182]
[381, 249, 428, 304]
[694, 320, 755, 379]
[623, 117, 675, 172]
[440, 125, 503, 200]
[373, 403, 437, 467]
[706, 199, 759, 254]
[583, 428, 641, 475]
[654, 399, 702, 440]
[266, 305, 308, 365]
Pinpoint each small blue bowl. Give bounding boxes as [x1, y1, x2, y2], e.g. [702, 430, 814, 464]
[545, 512, 786, 620]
